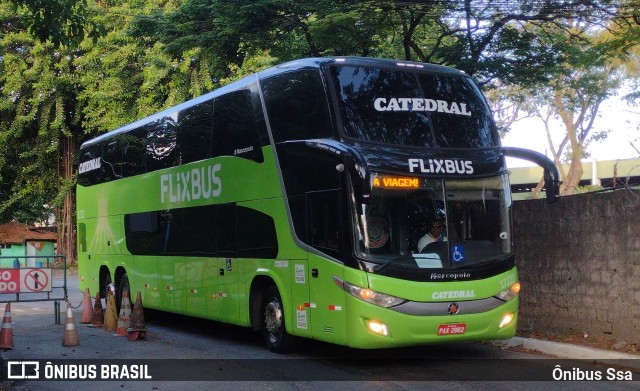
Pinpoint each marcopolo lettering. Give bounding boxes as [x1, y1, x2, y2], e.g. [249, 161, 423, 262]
[78, 158, 102, 174]
[408, 158, 474, 175]
[374, 98, 472, 116]
[160, 164, 222, 204]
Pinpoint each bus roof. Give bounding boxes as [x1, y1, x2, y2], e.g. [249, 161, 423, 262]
[256, 56, 467, 78]
[81, 56, 468, 149]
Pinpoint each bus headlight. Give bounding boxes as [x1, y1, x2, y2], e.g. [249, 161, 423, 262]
[499, 313, 514, 328]
[494, 282, 521, 302]
[333, 276, 406, 308]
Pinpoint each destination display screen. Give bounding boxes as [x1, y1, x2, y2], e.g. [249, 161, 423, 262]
[372, 174, 421, 189]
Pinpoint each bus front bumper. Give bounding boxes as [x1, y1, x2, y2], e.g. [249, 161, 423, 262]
[344, 296, 519, 349]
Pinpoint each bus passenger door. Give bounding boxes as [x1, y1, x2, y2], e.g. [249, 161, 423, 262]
[306, 190, 348, 346]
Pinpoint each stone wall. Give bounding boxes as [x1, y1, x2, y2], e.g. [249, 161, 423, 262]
[513, 189, 640, 343]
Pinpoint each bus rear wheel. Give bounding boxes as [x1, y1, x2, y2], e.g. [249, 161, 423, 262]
[262, 285, 296, 353]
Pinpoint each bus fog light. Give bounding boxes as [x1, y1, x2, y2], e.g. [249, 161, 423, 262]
[499, 313, 514, 329]
[367, 320, 389, 336]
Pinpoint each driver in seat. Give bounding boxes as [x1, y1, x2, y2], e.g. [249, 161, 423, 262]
[417, 219, 447, 253]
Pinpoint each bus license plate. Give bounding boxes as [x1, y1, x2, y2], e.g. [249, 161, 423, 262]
[438, 323, 466, 336]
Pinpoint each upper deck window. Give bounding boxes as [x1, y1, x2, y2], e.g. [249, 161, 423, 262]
[328, 65, 498, 148]
[262, 70, 334, 143]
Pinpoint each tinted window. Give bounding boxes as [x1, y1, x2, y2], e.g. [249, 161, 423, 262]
[147, 116, 178, 171]
[308, 190, 343, 256]
[176, 100, 213, 164]
[237, 206, 278, 258]
[121, 128, 147, 177]
[216, 203, 237, 256]
[262, 70, 334, 143]
[102, 137, 123, 179]
[277, 149, 345, 256]
[213, 90, 264, 162]
[124, 204, 277, 259]
[166, 206, 217, 256]
[79, 86, 270, 187]
[77, 143, 104, 186]
[124, 211, 166, 255]
[329, 65, 498, 148]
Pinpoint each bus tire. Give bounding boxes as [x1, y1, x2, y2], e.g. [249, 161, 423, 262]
[262, 284, 296, 353]
[116, 273, 131, 314]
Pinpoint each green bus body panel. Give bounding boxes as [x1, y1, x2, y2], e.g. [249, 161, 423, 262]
[77, 150, 281, 220]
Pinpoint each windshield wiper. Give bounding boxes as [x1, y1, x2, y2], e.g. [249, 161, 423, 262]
[373, 256, 416, 273]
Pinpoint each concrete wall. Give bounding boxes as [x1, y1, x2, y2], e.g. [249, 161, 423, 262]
[513, 189, 640, 343]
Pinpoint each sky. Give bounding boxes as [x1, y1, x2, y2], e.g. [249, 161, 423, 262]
[501, 95, 640, 168]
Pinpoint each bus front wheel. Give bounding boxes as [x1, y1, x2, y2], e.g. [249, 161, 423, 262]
[262, 285, 296, 353]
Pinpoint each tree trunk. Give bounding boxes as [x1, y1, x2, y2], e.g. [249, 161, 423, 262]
[57, 135, 77, 265]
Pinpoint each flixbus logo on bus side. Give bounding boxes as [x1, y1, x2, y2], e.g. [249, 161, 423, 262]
[160, 164, 222, 204]
[408, 159, 474, 175]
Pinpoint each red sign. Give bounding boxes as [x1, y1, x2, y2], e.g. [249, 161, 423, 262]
[437, 323, 466, 336]
[0, 268, 52, 293]
[0, 269, 20, 293]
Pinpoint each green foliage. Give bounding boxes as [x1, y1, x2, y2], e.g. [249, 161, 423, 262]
[0, 25, 79, 223]
[9, 0, 104, 48]
[1, 0, 639, 224]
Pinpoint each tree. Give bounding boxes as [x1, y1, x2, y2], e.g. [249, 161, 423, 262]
[490, 7, 640, 196]
[0, 32, 80, 257]
[8, 0, 103, 47]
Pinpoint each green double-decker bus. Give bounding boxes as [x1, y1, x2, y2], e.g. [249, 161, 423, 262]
[77, 57, 559, 351]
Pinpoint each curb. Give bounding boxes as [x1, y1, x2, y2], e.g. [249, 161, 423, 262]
[498, 337, 640, 370]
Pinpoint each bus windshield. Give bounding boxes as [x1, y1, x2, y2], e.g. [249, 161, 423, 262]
[355, 174, 513, 271]
[329, 64, 498, 148]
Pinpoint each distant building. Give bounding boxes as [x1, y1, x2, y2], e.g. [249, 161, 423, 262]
[0, 221, 57, 267]
[509, 157, 640, 200]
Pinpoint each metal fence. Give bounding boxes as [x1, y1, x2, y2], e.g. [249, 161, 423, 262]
[0, 255, 67, 324]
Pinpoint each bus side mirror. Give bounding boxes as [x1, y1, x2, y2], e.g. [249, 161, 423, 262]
[502, 147, 560, 204]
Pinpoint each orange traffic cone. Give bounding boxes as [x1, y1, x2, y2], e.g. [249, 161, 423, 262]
[90, 292, 104, 327]
[128, 291, 146, 341]
[103, 291, 118, 332]
[80, 288, 93, 324]
[0, 303, 13, 349]
[116, 292, 132, 336]
[62, 303, 79, 347]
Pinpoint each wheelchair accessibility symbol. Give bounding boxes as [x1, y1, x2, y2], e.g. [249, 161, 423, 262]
[451, 245, 465, 264]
